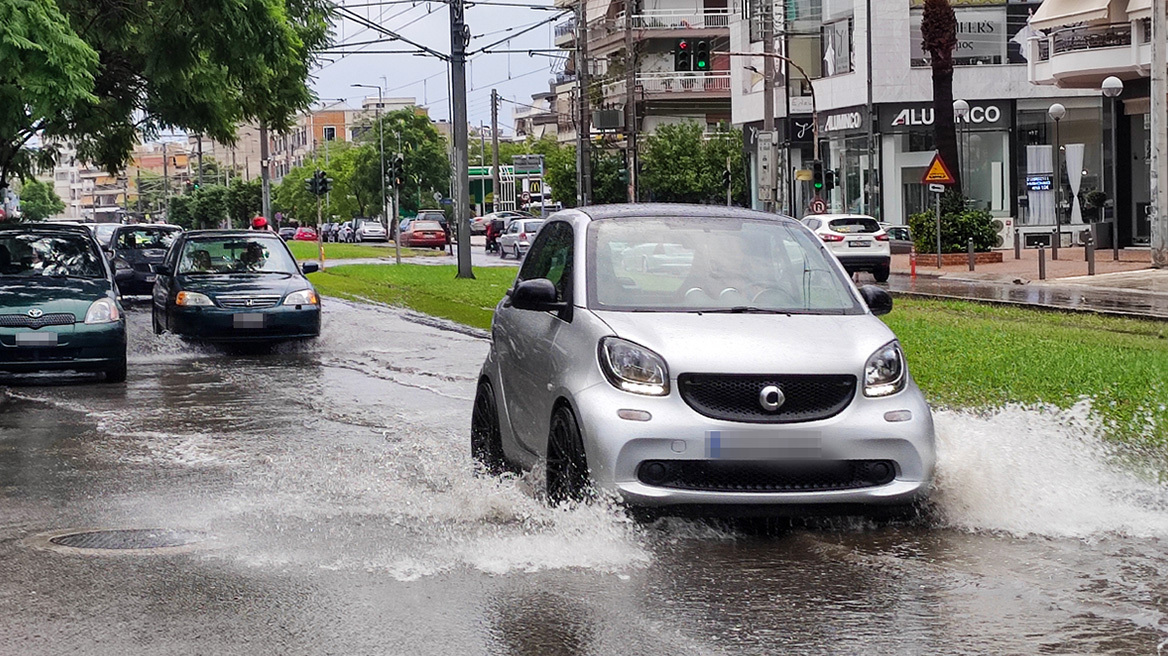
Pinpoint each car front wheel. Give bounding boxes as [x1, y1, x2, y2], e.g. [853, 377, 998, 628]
[546, 404, 592, 504]
[103, 354, 127, 383]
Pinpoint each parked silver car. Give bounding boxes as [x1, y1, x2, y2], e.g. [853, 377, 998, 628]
[497, 218, 543, 259]
[472, 204, 935, 514]
[355, 219, 388, 242]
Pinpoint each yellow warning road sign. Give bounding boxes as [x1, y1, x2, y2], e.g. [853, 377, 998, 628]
[921, 152, 955, 185]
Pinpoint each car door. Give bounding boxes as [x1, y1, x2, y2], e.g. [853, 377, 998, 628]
[493, 221, 574, 453]
[500, 221, 520, 252]
[152, 236, 183, 329]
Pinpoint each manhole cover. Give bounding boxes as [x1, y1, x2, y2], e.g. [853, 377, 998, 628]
[29, 528, 206, 555]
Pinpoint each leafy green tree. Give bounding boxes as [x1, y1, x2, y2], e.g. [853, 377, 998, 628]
[17, 179, 65, 221]
[704, 129, 748, 207]
[355, 109, 450, 216]
[226, 178, 263, 227]
[908, 189, 995, 252]
[167, 194, 194, 229]
[591, 151, 627, 205]
[639, 122, 709, 203]
[1, 0, 332, 189]
[531, 138, 577, 207]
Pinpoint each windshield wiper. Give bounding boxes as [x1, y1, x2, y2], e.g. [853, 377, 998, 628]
[699, 306, 787, 314]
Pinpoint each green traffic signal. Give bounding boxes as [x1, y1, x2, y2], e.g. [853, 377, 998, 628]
[695, 40, 710, 70]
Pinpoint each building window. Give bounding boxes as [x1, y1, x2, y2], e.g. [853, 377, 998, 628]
[323, 126, 337, 142]
[820, 18, 853, 76]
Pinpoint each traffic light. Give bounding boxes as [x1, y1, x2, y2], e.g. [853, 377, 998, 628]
[392, 154, 404, 187]
[811, 160, 824, 193]
[305, 173, 319, 195]
[618, 168, 629, 185]
[722, 168, 732, 189]
[694, 40, 710, 71]
[318, 170, 333, 195]
[674, 39, 692, 71]
[824, 169, 837, 193]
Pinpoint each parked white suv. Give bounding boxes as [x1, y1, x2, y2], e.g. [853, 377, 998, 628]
[801, 214, 891, 282]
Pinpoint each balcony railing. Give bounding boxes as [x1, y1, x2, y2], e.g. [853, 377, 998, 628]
[603, 71, 731, 98]
[631, 9, 730, 30]
[1036, 22, 1133, 62]
[554, 18, 576, 40]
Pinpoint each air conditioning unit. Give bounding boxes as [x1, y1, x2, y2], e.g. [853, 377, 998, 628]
[991, 217, 1014, 249]
[1075, 227, 1094, 246]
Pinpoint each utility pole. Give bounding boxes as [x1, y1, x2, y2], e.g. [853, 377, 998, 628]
[395, 132, 402, 265]
[491, 89, 500, 214]
[624, 0, 637, 202]
[162, 141, 170, 219]
[864, 0, 876, 218]
[260, 123, 272, 221]
[576, 0, 592, 206]
[762, 0, 775, 212]
[450, 0, 474, 278]
[1151, 0, 1167, 267]
[135, 168, 142, 214]
[197, 134, 204, 191]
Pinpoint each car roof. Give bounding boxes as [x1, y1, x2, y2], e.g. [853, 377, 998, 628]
[0, 222, 95, 234]
[804, 214, 879, 221]
[565, 203, 800, 226]
[184, 230, 283, 238]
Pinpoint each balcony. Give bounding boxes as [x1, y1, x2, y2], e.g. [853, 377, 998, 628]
[581, 10, 730, 54]
[603, 71, 731, 103]
[631, 8, 729, 30]
[554, 18, 576, 47]
[1029, 20, 1154, 88]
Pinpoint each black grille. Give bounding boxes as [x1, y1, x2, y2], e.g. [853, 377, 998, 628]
[637, 460, 896, 493]
[4, 348, 81, 362]
[0, 313, 76, 329]
[215, 295, 281, 309]
[678, 373, 856, 424]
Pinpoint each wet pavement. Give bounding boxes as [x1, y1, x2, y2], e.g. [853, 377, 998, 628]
[3, 301, 1168, 655]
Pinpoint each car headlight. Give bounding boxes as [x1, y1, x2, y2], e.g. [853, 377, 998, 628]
[598, 337, 669, 396]
[283, 289, 319, 306]
[84, 298, 121, 324]
[864, 341, 906, 397]
[175, 291, 214, 307]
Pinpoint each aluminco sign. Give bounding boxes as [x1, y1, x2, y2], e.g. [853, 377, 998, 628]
[890, 105, 1002, 127]
[823, 111, 863, 132]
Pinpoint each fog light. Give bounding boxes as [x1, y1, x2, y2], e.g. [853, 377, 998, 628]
[617, 409, 652, 422]
[883, 410, 913, 423]
[639, 461, 669, 485]
[862, 461, 895, 485]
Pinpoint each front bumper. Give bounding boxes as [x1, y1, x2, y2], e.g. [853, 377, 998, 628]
[0, 322, 126, 373]
[570, 379, 935, 509]
[168, 304, 321, 341]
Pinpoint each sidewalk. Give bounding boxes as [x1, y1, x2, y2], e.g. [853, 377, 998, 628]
[884, 247, 1168, 319]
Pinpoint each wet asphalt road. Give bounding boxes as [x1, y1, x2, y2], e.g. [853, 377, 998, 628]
[2, 300, 1168, 655]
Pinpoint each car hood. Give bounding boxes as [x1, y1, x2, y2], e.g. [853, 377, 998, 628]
[591, 310, 896, 376]
[0, 277, 113, 319]
[176, 273, 303, 297]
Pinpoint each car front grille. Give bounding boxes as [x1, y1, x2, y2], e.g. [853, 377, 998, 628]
[636, 459, 896, 492]
[0, 313, 76, 329]
[4, 348, 82, 362]
[215, 295, 281, 309]
[678, 373, 856, 424]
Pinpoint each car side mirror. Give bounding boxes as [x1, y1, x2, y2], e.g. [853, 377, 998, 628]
[511, 278, 564, 312]
[103, 248, 115, 262]
[155, 264, 174, 276]
[859, 285, 893, 316]
[302, 262, 320, 274]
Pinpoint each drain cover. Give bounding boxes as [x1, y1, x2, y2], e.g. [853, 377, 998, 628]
[30, 528, 205, 555]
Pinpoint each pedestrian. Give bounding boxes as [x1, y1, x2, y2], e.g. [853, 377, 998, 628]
[443, 219, 453, 255]
[251, 216, 271, 231]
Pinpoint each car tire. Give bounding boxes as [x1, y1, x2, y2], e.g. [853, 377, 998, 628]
[498, 246, 507, 259]
[103, 354, 127, 384]
[471, 379, 512, 475]
[546, 404, 592, 504]
[152, 310, 164, 335]
[513, 245, 521, 260]
[874, 263, 891, 283]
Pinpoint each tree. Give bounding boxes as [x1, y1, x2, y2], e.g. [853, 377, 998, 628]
[639, 122, 744, 204]
[135, 170, 167, 215]
[1, 0, 332, 190]
[591, 151, 627, 205]
[530, 138, 577, 207]
[704, 129, 748, 207]
[226, 178, 263, 227]
[354, 109, 450, 215]
[16, 179, 65, 221]
[921, 0, 962, 193]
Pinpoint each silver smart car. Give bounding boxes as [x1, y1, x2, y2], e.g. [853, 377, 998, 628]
[472, 204, 935, 514]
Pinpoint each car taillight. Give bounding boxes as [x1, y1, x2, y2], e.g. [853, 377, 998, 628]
[519, 233, 527, 240]
[820, 233, 845, 242]
[875, 233, 890, 241]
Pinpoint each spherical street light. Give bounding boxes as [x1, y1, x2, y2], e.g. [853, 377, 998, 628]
[953, 100, 971, 185]
[952, 99, 970, 118]
[1102, 76, 1124, 98]
[1047, 102, 1066, 121]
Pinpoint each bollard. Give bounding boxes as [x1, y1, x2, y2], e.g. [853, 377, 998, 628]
[1088, 224, 1097, 261]
[1038, 245, 1046, 280]
[1051, 228, 1059, 260]
[1087, 237, 1095, 276]
[910, 246, 917, 280]
[968, 237, 975, 271]
[1014, 229, 1021, 260]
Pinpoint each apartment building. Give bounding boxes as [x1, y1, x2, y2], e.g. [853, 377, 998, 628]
[1026, 0, 1163, 247]
[731, 0, 1101, 240]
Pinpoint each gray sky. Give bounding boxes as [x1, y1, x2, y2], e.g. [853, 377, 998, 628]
[312, 0, 567, 136]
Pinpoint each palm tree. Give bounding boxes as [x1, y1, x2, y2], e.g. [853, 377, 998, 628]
[921, 0, 962, 193]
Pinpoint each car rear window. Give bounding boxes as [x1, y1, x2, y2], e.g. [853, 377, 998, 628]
[413, 221, 443, 231]
[828, 217, 881, 234]
[520, 221, 543, 233]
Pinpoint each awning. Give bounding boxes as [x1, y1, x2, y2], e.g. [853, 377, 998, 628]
[1029, 0, 1111, 29]
[1126, 0, 1150, 20]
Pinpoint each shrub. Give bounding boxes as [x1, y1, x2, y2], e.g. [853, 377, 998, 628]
[908, 190, 998, 253]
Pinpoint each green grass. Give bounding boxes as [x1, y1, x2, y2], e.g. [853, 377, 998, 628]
[285, 240, 428, 261]
[310, 264, 1168, 443]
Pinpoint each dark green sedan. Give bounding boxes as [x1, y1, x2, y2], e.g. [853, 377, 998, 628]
[0, 223, 127, 382]
[152, 230, 321, 342]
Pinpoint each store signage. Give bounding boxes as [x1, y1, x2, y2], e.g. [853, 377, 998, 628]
[880, 101, 1011, 133]
[819, 107, 868, 134]
[1025, 175, 1052, 191]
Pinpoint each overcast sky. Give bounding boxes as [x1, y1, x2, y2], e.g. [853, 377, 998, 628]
[312, 0, 566, 137]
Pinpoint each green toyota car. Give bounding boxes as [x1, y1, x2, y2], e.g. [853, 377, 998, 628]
[0, 223, 127, 382]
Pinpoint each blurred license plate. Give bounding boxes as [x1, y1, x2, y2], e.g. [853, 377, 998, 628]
[706, 430, 821, 459]
[144, 275, 156, 283]
[849, 240, 871, 248]
[16, 332, 58, 347]
[234, 313, 264, 329]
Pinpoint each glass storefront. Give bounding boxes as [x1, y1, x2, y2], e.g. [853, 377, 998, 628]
[1015, 99, 1103, 227]
[818, 106, 877, 218]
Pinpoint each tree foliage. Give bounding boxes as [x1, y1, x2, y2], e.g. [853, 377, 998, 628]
[16, 178, 65, 221]
[639, 122, 746, 205]
[0, 0, 333, 189]
[168, 184, 228, 230]
[354, 109, 450, 215]
[921, 0, 962, 193]
[226, 178, 263, 227]
[908, 189, 996, 253]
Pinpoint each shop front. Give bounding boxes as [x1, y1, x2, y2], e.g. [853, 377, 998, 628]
[817, 106, 878, 219]
[878, 100, 1013, 228]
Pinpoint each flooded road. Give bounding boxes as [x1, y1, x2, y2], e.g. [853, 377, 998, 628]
[1, 299, 1167, 655]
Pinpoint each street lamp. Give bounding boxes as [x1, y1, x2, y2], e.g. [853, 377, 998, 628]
[953, 99, 970, 186]
[1102, 76, 1124, 261]
[352, 83, 387, 258]
[1048, 103, 1067, 239]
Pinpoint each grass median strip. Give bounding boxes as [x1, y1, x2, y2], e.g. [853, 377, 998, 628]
[311, 264, 1168, 442]
[285, 241, 428, 261]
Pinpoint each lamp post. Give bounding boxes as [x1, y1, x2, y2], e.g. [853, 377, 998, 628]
[953, 99, 969, 187]
[1102, 76, 1123, 261]
[352, 83, 387, 249]
[1048, 103, 1066, 253]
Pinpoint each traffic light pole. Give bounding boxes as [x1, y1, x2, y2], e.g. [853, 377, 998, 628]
[718, 51, 819, 162]
[316, 173, 325, 272]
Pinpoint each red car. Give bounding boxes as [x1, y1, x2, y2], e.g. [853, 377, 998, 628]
[401, 220, 448, 249]
[293, 227, 318, 241]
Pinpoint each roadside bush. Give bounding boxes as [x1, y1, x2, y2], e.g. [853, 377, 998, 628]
[908, 190, 997, 253]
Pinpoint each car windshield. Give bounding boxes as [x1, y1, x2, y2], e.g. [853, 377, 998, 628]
[412, 221, 442, 231]
[828, 217, 881, 234]
[178, 237, 297, 275]
[0, 231, 105, 279]
[93, 223, 119, 246]
[117, 227, 179, 250]
[587, 217, 862, 314]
